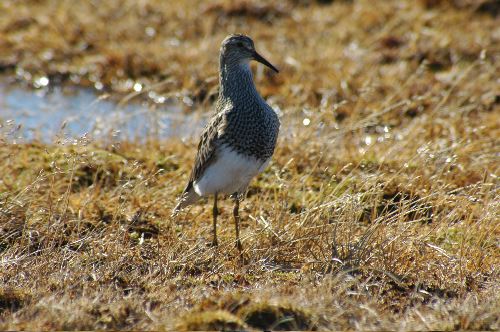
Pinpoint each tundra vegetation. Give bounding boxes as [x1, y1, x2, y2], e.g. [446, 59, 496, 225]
[0, 0, 499, 330]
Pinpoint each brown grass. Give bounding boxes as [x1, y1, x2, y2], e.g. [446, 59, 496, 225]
[0, 0, 499, 330]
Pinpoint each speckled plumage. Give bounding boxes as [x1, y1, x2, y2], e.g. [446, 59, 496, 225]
[173, 34, 280, 211]
[172, 34, 279, 253]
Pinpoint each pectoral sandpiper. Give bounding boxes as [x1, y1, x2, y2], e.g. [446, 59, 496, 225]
[173, 34, 280, 255]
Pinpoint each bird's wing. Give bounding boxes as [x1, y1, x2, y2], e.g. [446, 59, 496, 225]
[181, 112, 225, 195]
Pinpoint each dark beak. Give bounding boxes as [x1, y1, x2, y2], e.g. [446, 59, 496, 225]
[253, 50, 279, 73]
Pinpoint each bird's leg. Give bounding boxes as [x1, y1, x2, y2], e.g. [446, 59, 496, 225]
[233, 196, 243, 254]
[212, 193, 218, 246]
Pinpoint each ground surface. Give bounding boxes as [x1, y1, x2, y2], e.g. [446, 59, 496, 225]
[0, 0, 499, 330]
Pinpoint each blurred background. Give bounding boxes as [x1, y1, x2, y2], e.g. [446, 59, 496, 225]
[0, 0, 498, 141]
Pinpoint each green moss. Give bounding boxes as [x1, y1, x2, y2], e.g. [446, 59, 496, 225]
[430, 226, 463, 252]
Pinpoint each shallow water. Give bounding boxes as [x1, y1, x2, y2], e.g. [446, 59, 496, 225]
[0, 82, 206, 143]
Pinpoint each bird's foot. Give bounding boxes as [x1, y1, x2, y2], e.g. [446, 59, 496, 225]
[238, 251, 248, 265]
[235, 241, 248, 264]
[236, 240, 243, 253]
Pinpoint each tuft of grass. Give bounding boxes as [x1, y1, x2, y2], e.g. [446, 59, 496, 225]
[176, 310, 248, 331]
[238, 302, 317, 331]
[0, 288, 31, 313]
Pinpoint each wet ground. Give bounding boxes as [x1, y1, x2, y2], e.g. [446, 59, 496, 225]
[0, 81, 206, 143]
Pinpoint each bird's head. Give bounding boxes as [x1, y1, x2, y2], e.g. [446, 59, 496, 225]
[220, 34, 279, 73]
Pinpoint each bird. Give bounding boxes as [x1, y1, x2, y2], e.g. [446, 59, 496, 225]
[172, 34, 280, 255]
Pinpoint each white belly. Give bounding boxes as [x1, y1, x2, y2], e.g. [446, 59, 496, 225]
[193, 146, 269, 196]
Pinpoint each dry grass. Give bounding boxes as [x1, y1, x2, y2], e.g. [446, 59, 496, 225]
[1, 0, 499, 330]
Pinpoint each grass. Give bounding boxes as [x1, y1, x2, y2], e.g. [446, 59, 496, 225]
[0, 0, 499, 330]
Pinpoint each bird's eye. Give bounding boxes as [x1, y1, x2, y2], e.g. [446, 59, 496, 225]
[236, 42, 244, 47]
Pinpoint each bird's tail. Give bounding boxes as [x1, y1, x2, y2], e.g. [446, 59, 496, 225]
[172, 186, 200, 216]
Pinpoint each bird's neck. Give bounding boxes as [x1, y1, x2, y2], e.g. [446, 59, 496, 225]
[218, 60, 261, 104]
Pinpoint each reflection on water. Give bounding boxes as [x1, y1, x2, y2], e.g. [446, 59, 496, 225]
[0, 83, 206, 142]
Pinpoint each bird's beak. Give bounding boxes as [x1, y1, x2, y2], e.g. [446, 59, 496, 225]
[253, 50, 279, 73]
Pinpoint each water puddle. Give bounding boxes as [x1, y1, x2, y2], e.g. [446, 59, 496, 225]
[0, 82, 206, 142]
